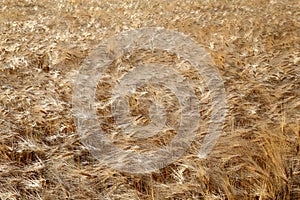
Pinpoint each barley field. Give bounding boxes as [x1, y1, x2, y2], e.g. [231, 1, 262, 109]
[0, 0, 299, 199]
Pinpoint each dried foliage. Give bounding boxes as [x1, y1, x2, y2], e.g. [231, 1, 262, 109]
[0, 0, 299, 199]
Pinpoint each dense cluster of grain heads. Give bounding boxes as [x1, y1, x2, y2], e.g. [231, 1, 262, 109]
[0, 0, 299, 199]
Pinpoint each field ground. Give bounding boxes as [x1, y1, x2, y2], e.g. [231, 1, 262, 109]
[0, 0, 299, 199]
